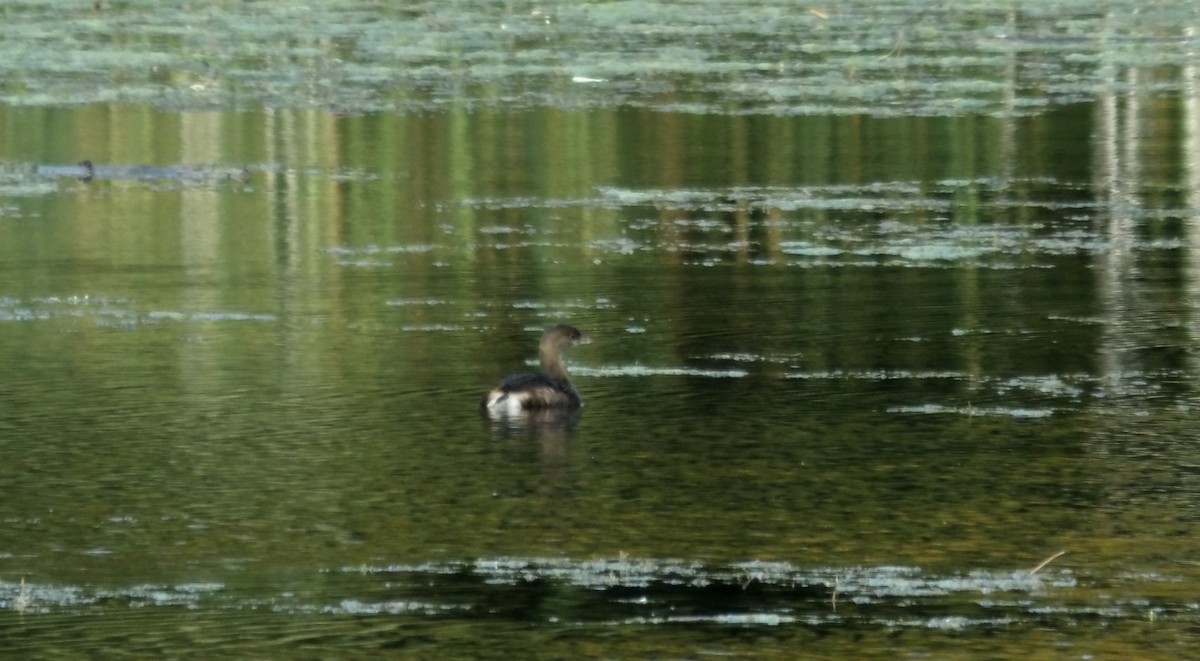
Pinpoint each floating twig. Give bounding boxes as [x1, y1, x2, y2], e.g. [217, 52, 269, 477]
[1030, 550, 1067, 575]
[877, 29, 907, 61]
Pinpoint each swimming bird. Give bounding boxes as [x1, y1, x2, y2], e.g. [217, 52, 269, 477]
[482, 324, 589, 413]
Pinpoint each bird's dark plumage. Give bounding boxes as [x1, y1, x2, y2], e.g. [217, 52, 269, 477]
[483, 325, 588, 412]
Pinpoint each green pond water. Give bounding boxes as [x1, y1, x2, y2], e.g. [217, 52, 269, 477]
[3, 0, 1200, 658]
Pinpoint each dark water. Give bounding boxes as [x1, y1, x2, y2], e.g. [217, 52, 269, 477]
[3, 1, 1200, 658]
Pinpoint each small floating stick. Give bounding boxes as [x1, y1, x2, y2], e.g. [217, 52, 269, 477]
[1030, 550, 1067, 575]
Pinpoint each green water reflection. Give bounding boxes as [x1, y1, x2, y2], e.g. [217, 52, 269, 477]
[3, 2, 1200, 657]
[2, 99, 1198, 655]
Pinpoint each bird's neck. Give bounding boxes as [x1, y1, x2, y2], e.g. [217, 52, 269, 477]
[540, 348, 569, 381]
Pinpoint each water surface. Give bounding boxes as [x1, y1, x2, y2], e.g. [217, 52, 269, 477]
[2, 0, 1200, 658]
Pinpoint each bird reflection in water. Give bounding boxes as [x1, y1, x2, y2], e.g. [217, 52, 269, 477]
[484, 404, 581, 454]
[480, 324, 590, 469]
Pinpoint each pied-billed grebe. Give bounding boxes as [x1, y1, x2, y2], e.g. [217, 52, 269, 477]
[483, 324, 590, 412]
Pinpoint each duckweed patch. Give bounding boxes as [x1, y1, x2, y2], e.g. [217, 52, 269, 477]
[1, 1, 1198, 115]
[0, 295, 275, 328]
[9, 557, 1193, 635]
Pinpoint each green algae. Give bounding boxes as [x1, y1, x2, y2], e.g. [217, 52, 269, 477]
[1, 0, 1197, 115]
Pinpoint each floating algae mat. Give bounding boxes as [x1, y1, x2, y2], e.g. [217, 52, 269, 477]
[0, 0, 1197, 115]
[0, 557, 1178, 629]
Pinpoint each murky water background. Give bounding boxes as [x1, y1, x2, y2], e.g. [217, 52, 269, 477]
[3, 0, 1200, 658]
